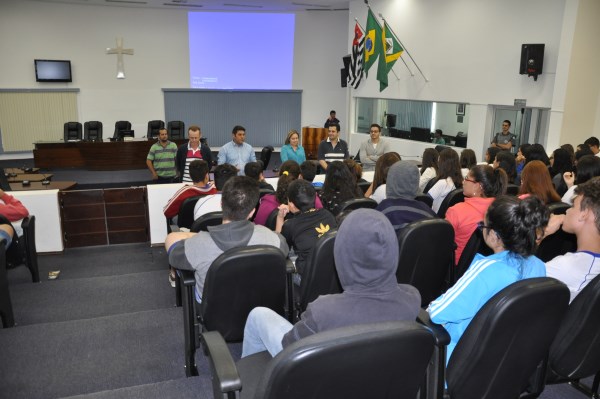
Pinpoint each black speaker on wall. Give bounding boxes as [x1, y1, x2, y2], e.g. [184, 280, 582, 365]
[520, 43, 544, 81]
[341, 55, 351, 88]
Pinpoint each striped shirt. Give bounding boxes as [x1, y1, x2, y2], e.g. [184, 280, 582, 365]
[147, 141, 177, 178]
[182, 145, 203, 183]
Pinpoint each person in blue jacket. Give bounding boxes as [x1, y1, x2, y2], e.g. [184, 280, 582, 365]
[280, 129, 306, 164]
[427, 195, 549, 363]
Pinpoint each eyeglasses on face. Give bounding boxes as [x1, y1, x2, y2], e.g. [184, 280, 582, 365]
[464, 177, 478, 184]
[477, 221, 493, 231]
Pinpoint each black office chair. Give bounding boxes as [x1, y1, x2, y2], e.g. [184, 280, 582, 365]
[357, 180, 371, 195]
[0, 240, 13, 328]
[63, 122, 82, 141]
[453, 226, 493, 285]
[414, 194, 433, 208]
[526, 274, 600, 398]
[0, 168, 12, 191]
[0, 215, 38, 283]
[396, 219, 455, 307]
[190, 211, 223, 233]
[84, 121, 103, 141]
[294, 229, 341, 320]
[337, 197, 378, 213]
[113, 120, 131, 139]
[20, 216, 39, 283]
[423, 177, 439, 194]
[202, 321, 435, 399]
[436, 188, 464, 218]
[506, 183, 520, 196]
[176, 245, 287, 376]
[421, 277, 570, 399]
[174, 196, 202, 231]
[260, 146, 274, 171]
[167, 121, 185, 140]
[147, 120, 165, 139]
[548, 201, 571, 215]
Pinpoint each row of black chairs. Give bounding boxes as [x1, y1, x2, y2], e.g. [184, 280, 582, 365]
[0, 216, 39, 328]
[173, 217, 600, 398]
[63, 120, 186, 142]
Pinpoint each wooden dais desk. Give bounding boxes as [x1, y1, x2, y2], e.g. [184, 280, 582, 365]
[10, 181, 77, 191]
[33, 139, 186, 171]
[8, 173, 53, 183]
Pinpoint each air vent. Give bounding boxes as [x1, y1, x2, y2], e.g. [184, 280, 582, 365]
[164, 2, 203, 6]
[222, 3, 263, 8]
[105, 0, 148, 4]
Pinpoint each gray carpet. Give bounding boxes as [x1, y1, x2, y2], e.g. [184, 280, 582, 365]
[0, 308, 185, 399]
[9, 269, 174, 326]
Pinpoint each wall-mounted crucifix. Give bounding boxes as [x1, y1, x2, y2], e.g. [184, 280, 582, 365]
[106, 37, 134, 79]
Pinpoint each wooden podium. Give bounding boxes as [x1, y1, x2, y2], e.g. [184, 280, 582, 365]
[301, 127, 327, 160]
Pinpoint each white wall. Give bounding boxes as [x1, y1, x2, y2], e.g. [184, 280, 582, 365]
[347, 0, 573, 155]
[0, 0, 348, 143]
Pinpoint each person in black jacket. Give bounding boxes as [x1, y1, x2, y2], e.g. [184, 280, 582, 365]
[175, 125, 212, 182]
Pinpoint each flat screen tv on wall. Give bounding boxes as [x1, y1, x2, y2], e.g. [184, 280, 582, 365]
[35, 59, 72, 82]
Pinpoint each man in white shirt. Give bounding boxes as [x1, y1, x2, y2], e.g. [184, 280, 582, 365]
[546, 177, 600, 302]
[359, 123, 390, 171]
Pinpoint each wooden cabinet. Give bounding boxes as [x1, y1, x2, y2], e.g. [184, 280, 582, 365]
[301, 127, 327, 160]
[60, 187, 148, 248]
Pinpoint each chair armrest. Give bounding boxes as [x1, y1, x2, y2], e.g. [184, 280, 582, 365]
[201, 331, 242, 398]
[286, 258, 296, 274]
[176, 269, 196, 287]
[418, 308, 451, 347]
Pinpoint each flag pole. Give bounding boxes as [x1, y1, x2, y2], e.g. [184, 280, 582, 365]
[379, 13, 429, 82]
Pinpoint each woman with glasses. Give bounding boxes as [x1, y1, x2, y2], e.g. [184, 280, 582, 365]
[445, 165, 507, 264]
[428, 195, 548, 363]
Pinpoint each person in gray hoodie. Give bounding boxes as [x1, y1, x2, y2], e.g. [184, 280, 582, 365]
[241, 208, 421, 357]
[376, 160, 437, 231]
[165, 176, 288, 303]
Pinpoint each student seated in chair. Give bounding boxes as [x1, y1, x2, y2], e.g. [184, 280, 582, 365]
[545, 176, 600, 303]
[275, 179, 336, 282]
[244, 161, 274, 191]
[241, 208, 421, 358]
[193, 163, 237, 220]
[165, 176, 288, 303]
[427, 196, 548, 363]
[0, 189, 30, 267]
[163, 160, 216, 221]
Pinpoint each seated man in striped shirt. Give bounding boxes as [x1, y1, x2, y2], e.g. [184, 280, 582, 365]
[317, 123, 349, 171]
[176, 125, 213, 183]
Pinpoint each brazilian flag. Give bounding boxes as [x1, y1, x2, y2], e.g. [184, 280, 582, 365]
[364, 9, 382, 77]
[377, 21, 404, 91]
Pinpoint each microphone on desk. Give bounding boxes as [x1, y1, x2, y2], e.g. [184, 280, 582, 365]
[41, 173, 51, 185]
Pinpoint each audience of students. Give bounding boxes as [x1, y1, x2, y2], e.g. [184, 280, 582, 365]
[549, 148, 573, 197]
[493, 150, 517, 185]
[166, 176, 288, 303]
[163, 160, 216, 220]
[485, 146, 501, 165]
[561, 155, 600, 204]
[244, 161, 275, 191]
[241, 208, 421, 358]
[253, 161, 302, 226]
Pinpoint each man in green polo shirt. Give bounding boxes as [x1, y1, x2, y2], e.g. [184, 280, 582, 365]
[147, 128, 178, 183]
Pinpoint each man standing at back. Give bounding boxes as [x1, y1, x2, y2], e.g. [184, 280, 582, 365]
[165, 176, 288, 303]
[317, 123, 349, 171]
[147, 128, 177, 183]
[218, 125, 256, 174]
[176, 125, 212, 183]
[490, 120, 516, 152]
